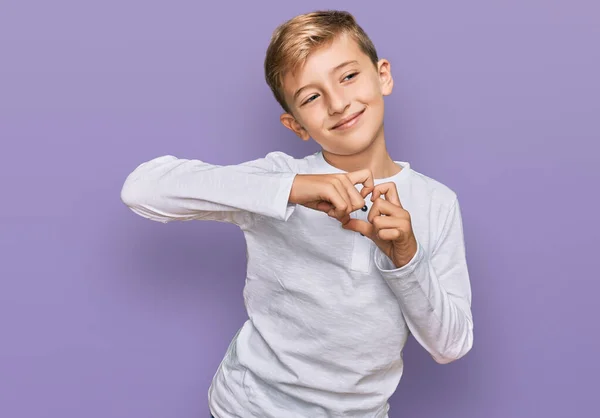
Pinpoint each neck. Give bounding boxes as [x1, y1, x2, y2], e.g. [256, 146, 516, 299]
[321, 126, 401, 179]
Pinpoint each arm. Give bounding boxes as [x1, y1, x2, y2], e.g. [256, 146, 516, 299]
[120, 151, 298, 227]
[374, 198, 473, 364]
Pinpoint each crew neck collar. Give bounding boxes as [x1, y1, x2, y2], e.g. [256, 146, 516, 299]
[313, 150, 411, 184]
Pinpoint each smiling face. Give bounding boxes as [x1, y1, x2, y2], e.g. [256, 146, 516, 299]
[280, 32, 394, 156]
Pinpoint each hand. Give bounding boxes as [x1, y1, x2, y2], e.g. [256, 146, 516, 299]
[342, 182, 418, 268]
[289, 170, 374, 224]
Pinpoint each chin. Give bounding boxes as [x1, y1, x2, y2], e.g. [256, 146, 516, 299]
[328, 131, 381, 156]
[322, 136, 378, 156]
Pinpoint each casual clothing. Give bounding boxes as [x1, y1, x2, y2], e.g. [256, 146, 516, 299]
[121, 150, 473, 418]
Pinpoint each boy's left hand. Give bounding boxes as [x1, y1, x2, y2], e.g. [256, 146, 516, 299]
[341, 182, 418, 269]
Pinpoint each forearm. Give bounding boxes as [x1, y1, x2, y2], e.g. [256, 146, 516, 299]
[120, 152, 297, 225]
[376, 243, 473, 364]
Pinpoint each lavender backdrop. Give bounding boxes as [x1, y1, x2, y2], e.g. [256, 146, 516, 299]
[1, 1, 598, 417]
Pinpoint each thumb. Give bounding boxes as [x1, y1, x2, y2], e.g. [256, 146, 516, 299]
[342, 219, 388, 253]
[341, 219, 373, 236]
[315, 201, 334, 213]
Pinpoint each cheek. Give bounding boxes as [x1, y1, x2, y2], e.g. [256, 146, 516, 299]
[357, 78, 382, 103]
[298, 108, 325, 131]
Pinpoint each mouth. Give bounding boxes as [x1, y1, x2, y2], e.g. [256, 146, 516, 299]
[331, 109, 366, 130]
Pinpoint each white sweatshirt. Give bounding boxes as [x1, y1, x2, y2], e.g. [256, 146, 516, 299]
[120, 150, 473, 418]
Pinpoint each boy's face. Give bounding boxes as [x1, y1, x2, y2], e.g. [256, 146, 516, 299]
[280, 33, 393, 156]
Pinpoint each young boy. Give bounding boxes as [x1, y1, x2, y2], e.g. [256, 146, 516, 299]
[121, 10, 473, 418]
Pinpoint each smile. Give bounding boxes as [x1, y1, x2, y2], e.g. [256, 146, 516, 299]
[331, 109, 366, 130]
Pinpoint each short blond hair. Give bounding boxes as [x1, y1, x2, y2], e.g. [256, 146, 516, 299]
[264, 10, 379, 113]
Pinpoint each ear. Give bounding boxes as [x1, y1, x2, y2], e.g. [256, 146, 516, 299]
[280, 113, 310, 141]
[377, 59, 394, 96]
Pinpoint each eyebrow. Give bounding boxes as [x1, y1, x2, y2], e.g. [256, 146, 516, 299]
[293, 60, 359, 102]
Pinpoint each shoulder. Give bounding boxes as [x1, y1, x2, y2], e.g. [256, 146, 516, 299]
[401, 165, 459, 221]
[408, 168, 457, 202]
[263, 150, 315, 173]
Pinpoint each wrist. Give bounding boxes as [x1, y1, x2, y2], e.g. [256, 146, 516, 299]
[393, 237, 418, 268]
[288, 174, 303, 204]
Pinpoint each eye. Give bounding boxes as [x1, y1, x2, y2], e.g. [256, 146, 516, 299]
[302, 94, 319, 106]
[343, 72, 358, 82]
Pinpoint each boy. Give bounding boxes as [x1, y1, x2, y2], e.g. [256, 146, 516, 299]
[121, 10, 473, 418]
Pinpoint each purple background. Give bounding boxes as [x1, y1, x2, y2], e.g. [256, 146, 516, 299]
[1, 1, 598, 417]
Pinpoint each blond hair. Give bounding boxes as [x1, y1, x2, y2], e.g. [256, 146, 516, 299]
[264, 10, 379, 113]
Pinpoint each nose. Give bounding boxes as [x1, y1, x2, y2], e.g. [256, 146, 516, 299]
[328, 88, 350, 115]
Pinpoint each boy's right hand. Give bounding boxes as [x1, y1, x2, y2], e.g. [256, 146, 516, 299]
[289, 170, 374, 225]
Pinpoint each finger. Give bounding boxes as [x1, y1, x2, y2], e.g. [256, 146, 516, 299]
[377, 228, 404, 241]
[341, 218, 374, 237]
[342, 219, 389, 248]
[371, 215, 407, 235]
[371, 182, 403, 208]
[319, 184, 346, 218]
[367, 200, 382, 223]
[339, 213, 351, 225]
[315, 201, 334, 213]
[346, 169, 374, 198]
[367, 199, 406, 223]
[330, 179, 354, 218]
[322, 181, 351, 220]
[338, 175, 366, 211]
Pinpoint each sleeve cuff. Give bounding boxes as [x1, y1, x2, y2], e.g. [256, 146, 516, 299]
[374, 240, 424, 278]
[275, 172, 298, 221]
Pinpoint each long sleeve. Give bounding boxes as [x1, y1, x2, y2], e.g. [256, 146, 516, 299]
[374, 198, 473, 364]
[120, 151, 298, 228]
